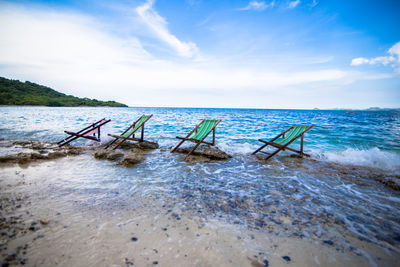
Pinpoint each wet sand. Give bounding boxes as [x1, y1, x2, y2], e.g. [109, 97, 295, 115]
[1, 180, 396, 267]
[1, 141, 400, 266]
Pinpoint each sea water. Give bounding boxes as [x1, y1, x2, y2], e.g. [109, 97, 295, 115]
[1, 106, 400, 265]
[1, 106, 399, 170]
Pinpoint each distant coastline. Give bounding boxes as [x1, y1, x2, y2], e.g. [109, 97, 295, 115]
[0, 77, 127, 107]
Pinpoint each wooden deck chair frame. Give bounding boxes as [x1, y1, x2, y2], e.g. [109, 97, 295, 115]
[57, 118, 111, 147]
[105, 114, 153, 150]
[171, 119, 221, 159]
[252, 125, 314, 161]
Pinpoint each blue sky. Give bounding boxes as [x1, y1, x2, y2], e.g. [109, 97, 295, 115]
[0, 0, 399, 108]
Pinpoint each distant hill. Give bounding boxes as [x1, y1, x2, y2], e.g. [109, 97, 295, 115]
[0, 77, 127, 107]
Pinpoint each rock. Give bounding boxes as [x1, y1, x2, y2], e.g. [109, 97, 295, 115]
[282, 256, 291, 262]
[30, 153, 47, 160]
[66, 147, 82, 155]
[17, 154, 31, 165]
[39, 219, 49, 225]
[137, 141, 159, 150]
[175, 145, 231, 160]
[0, 155, 19, 163]
[106, 152, 124, 161]
[94, 149, 109, 160]
[110, 141, 159, 152]
[186, 155, 211, 163]
[12, 141, 32, 147]
[47, 152, 67, 159]
[118, 154, 145, 167]
[248, 257, 265, 267]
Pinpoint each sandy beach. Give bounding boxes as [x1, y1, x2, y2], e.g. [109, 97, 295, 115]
[1, 139, 399, 266]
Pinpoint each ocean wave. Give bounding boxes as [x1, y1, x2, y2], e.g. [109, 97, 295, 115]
[314, 148, 400, 173]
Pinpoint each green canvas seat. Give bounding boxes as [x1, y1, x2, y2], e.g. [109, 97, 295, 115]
[58, 118, 111, 147]
[253, 125, 313, 160]
[171, 119, 221, 159]
[106, 115, 153, 150]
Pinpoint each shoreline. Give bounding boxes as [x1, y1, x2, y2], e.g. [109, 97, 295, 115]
[1, 139, 400, 266]
[1, 170, 398, 267]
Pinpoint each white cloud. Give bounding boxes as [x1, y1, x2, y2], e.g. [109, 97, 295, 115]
[0, 2, 389, 109]
[309, 0, 318, 8]
[351, 42, 400, 73]
[288, 0, 301, 9]
[239, 1, 275, 11]
[351, 58, 370, 66]
[136, 0, 198, 58]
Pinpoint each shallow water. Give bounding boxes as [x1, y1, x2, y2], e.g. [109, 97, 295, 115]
[1, 106, 400, 265]
[1, 106, 400, 171]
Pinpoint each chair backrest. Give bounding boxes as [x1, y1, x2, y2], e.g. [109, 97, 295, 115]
[191, 120, 219, 141]
[121, 115, 151, 138]
[276, 125, 310, 145]
[83, 119, 108, 137]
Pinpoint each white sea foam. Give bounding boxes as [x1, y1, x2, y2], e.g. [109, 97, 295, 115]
[315, 147, 400, 173]
[217, 141, 258, 155]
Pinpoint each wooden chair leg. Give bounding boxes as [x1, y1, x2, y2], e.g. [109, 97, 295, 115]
[212, 129, 215, 145]
[300, 134, 304, 155]
[59, 135, 80, 147]
[265, 147, 283, 161]
[184, 142, 201, 160]
[171, 140, 185, 153]
[105, 138, 118, 149]
[252, 143, 268, 155]
[112, 138, 129, 150]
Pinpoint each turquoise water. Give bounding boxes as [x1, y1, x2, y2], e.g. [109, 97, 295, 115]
[1, 106, 400, 171]
[1, 106, 400, 257]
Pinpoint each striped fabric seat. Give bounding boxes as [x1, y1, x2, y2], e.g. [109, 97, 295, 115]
[171, 118, 221, 159]
[106, 114, 154, 150]
[275, 125, 307, 146]
[190, 120, 219, 141]
[252, 124, 313, 161]
[121, 115, 150, 138]
[58, 118, 111, 147]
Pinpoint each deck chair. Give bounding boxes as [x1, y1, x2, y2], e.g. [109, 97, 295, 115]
[252, 125, 313, 160]
[57, 118, 111, 147]
[105, 115, 153, 150]
[171, 119, 221, 159]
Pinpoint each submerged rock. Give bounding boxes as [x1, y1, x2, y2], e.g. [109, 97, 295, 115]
[94, 149, 109, 159]
[175, 145, 231, 160]
[47, 151, 67, 159]
[111, 140, 159, 150]
[117, 154, 145, 167]
[0, 154, 19, 163]
[106, 152, 124, 161]
[30, 153, 47, 160]
[65, 147, 83, 155]
[0, 141, 85, 166]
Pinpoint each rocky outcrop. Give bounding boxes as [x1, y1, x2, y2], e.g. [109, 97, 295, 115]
[174, 145, 231, 161]
[117, 154, 145, 167]
[113, 141, 159, 150]
[93, 141, 158, 167]
[0, 140, 83, 166]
